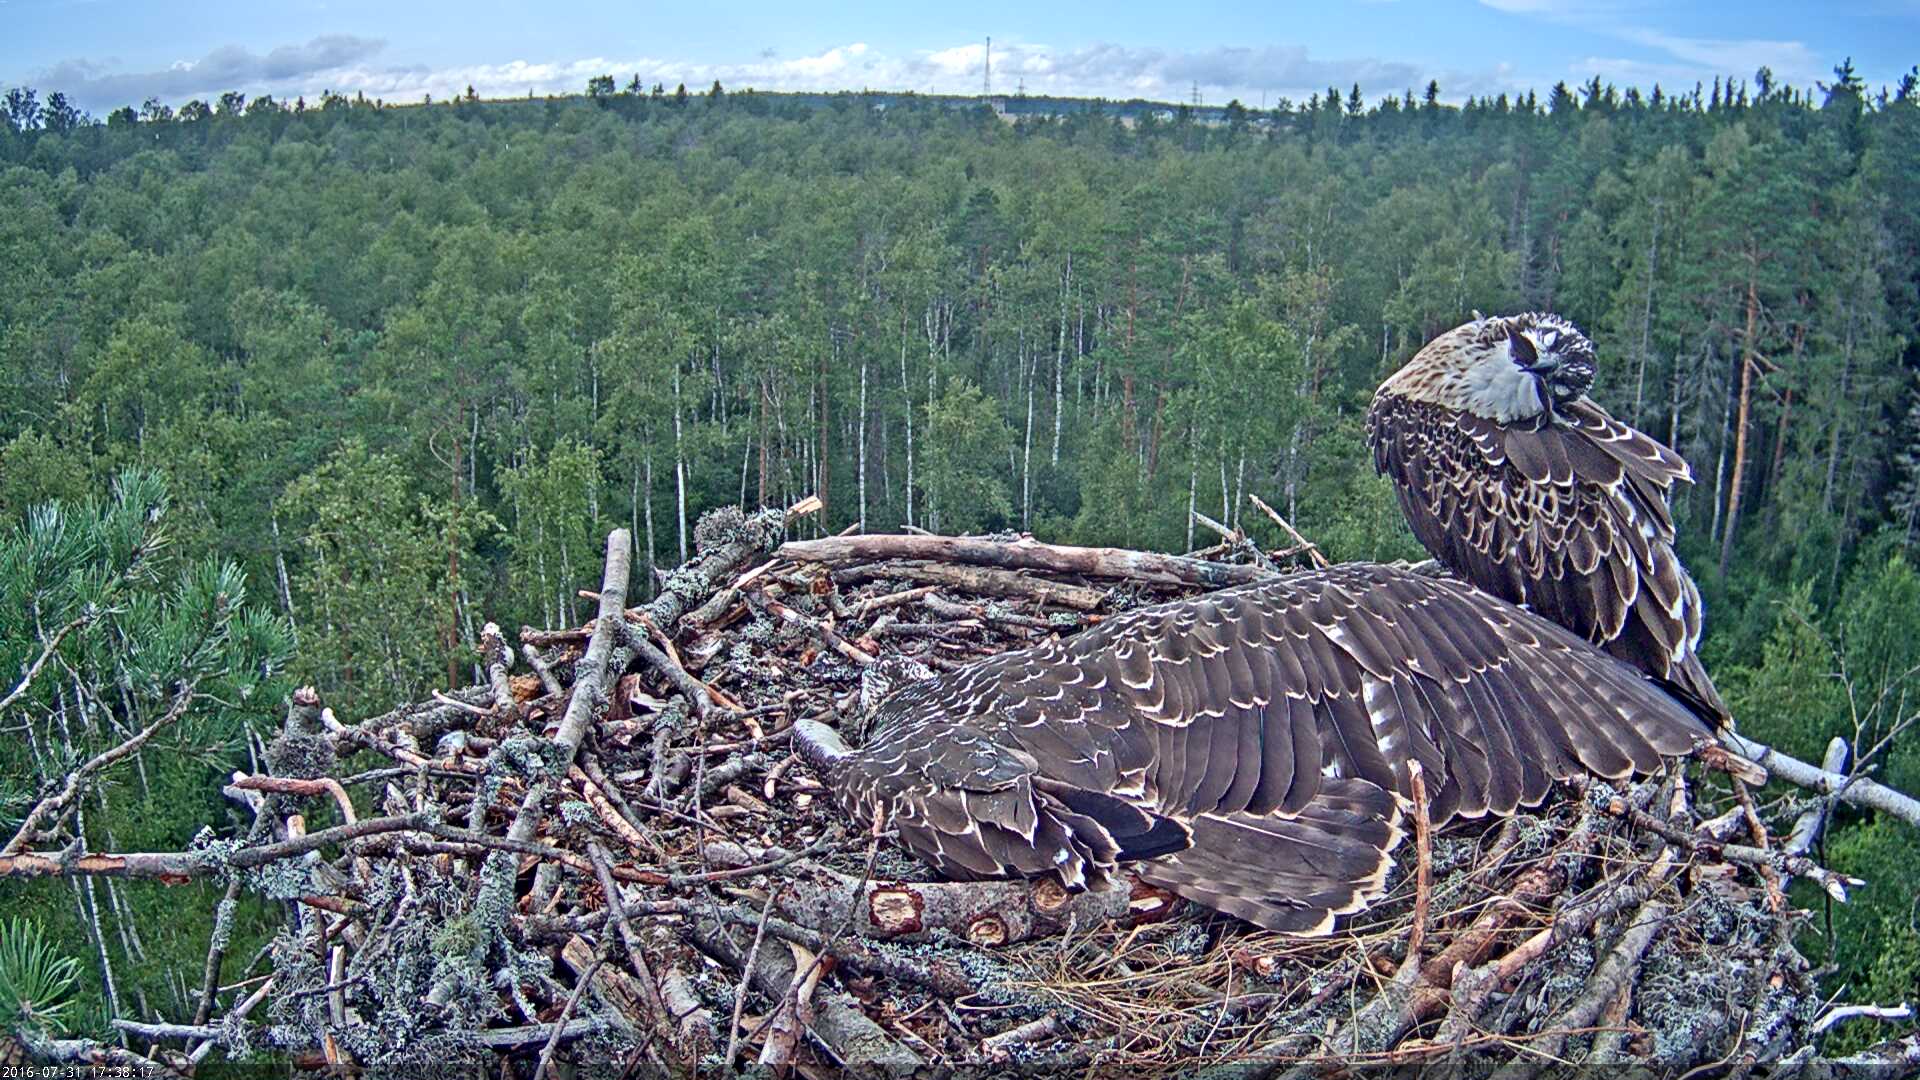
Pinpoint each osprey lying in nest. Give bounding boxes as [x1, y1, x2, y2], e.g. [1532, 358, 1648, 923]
[796, 561, 1735, 935]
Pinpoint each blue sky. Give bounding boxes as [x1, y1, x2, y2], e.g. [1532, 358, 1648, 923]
[5, 0, 1917, 114]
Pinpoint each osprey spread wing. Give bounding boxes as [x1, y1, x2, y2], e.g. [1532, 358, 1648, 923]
[1366, 313, 1727, 723]
[795, 563, 1712, 935]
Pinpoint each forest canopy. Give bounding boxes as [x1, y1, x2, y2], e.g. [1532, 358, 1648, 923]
[2, 63, 1919, 1044]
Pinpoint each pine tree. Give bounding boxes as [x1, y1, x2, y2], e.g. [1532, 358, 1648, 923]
[1, 471, 292, 1032]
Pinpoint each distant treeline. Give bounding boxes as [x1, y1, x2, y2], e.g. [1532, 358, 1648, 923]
[4, 63, 1920, 1030]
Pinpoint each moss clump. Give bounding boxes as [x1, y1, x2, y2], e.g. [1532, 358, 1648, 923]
[264, 731, 337, 779]
[1638, 936, 1735, 1061]
[246, 857, 313, 900]
[693, 504, 782, 554]
[432, 913, 483, 958]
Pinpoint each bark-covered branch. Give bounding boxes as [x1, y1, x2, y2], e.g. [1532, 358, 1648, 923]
[1719, 728, 1920, 831]
[780, 532, 1267, 589]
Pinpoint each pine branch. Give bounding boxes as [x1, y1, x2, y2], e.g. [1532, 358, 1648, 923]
[0, 611, 93, 715]
[2, 681, 199, 856]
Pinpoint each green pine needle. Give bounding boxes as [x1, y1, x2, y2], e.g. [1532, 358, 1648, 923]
[0, 917, 82, 1035]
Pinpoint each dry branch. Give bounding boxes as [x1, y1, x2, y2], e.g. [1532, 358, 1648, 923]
[687, 911, 924, 1069]
[782, 532, 1267, 589]
[1249, 493, 1331, 569]
[831, 559, 1108, 610]
[1719, 727, 1920, 830]
[703, 840, 1169, 945]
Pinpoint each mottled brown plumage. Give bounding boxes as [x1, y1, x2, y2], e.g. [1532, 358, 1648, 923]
[796, 563, 1712, 935]
[1367, 313, 1726, 723]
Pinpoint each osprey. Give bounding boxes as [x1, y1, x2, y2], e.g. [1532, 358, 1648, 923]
[1366, 313, 1727, 723]
[796, 563, 1713, 935]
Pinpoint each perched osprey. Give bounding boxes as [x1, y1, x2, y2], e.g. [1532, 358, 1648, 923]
[1366, 313, 1727, 723]
[796, 563, 1713, 935]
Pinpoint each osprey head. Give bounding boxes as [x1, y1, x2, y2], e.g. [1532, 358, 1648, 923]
[1378, 313, 1597, 424]
[1505, 314, 1596, 411]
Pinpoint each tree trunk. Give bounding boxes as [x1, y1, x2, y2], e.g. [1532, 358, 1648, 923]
[1075, 296, 1086, 407]
[858, 348, 869, 533]
[1709, 349, 1734, 546]
[673, 367, 689, 564]
[469, 407, 479, 504]
[1633, 197, 1662, 423]
[1022, 334, 1035, 530]
[1053, 252, 1070, 467]
[1768, 386, 1793, 505]
[1823, 301, 1856, 515]
[758, 374, 771, 509]
[1719, 278, 1760, 575]
[270, 514, 295, 625]
[878, 411, 891, 509]
[447, 404, 463, 690]
[902, 302, 916, 529]
[1219, 445, 1231, 525]
[1233, 448, 1247, 531]
[1185, 420, 1199, 550]
[739, 431, 752, 508]
[1145, 387, 1166, 480]
[817, 347, 830, 527]
[643, 449, 657, 588]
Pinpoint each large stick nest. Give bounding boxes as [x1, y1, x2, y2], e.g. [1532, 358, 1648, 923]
[80, 506, 1920, 1076]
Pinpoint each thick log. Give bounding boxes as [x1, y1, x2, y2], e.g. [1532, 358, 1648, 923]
[831, 560, 1107, 611]
[479, 622, 518, 722]
[703, 840, 1168, 945]
[783, 532, 1266, 590]
[545, 529, 633, 774]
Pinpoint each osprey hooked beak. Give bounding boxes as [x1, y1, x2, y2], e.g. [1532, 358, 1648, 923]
[1509, 331, 1589, 409]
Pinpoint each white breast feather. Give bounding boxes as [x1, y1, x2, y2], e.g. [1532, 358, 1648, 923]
[1458, 339, 1545, 424]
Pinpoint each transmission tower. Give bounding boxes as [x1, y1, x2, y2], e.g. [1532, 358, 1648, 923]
[1191, 81, 1202, 107]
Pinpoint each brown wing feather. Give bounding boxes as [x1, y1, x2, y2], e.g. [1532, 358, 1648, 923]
[1368, 392, 1727, 722]
[817, 562, 1713, 936]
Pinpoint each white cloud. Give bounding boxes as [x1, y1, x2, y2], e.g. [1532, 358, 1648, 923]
[905, 40, 1524, 102]
[1474, 1, 1822, 89]
[28, 36, 388, 110]
[29, 36, 1543, 114]
[1576, 56, 1710, 90]
[923, 43, 984, 76]
[1614, 29, 1819, 83]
